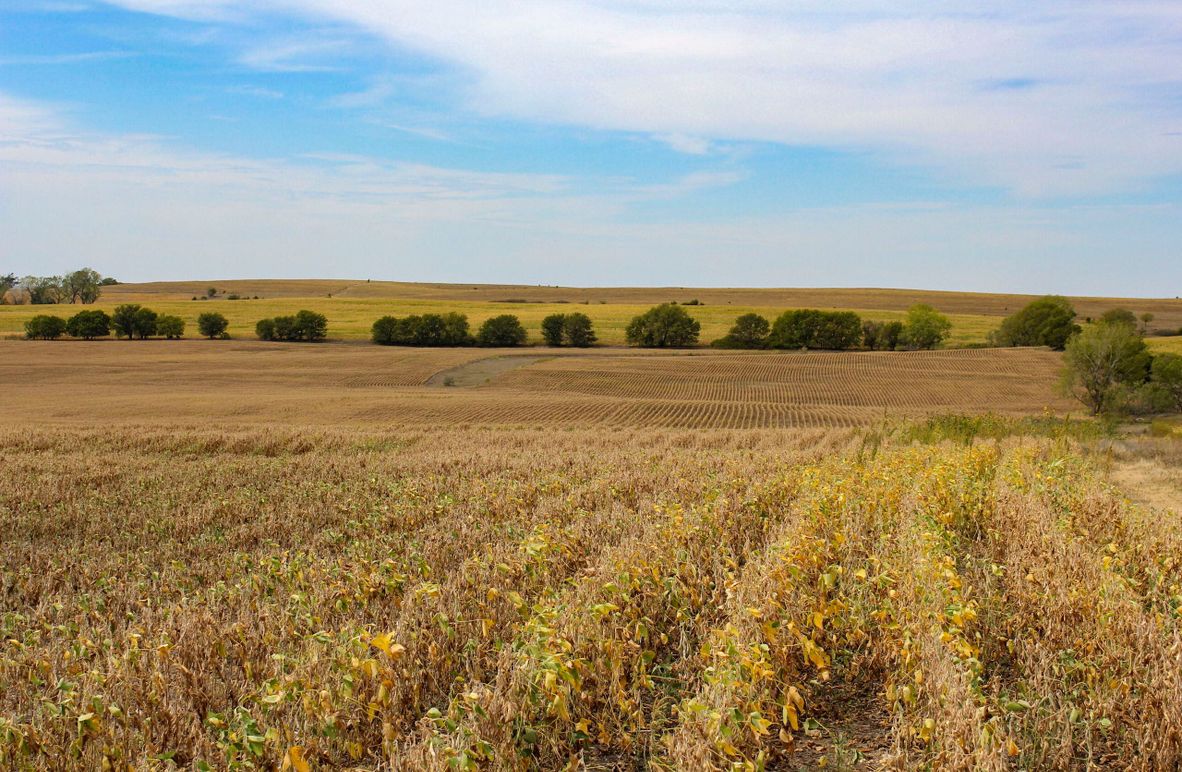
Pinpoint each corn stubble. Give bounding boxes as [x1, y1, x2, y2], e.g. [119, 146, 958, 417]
[1, 426, 1180, 770]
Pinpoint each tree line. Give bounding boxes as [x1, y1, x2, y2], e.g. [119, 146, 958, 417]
[1, 268, 116, 305]
[25, 307, 230, 340]
[707, 304, 952, 351]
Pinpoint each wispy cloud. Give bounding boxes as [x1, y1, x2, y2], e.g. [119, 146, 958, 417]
[0, 50, 136, 65]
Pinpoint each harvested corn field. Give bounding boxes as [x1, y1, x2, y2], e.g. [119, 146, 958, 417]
[0, 342, 1074, 429]
[2, 425, 1181, 770]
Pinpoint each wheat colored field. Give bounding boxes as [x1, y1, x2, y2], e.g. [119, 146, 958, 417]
[4, 280, 1182, 347]
[4, 336, 1182, 771]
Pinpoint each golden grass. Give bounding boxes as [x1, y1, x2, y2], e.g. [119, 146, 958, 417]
[4, 279, 1180, 346]
[2, 426, 1180, 770]
[0, 341, 1076, 428]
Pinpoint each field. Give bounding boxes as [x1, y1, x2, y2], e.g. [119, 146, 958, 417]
[4, 280, 1182, 347]
[3, 330, 1182, 770]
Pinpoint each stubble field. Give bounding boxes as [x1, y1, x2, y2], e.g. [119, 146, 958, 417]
[2, 337, 1181, 770]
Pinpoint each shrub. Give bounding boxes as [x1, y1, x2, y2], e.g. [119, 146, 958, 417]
[1099, 308, 1137, 328]
[66, 309, 110, 340]
[768, 309, 861, 350]
[625, 304, 700, 348]
[989, 296, 1079, 350]
[562, 313, 596, 348]
[900, 304, 952, 350]
[133, 308, 158, 339]
[24, 314, 66, 340]
[1151, 353, 1182, 412]
[372, 313, 471, 346]
[862, 320, 904, 351]
[257, 311, 328, 342]
[541, 314, 566, 347]
[477, 314, 527, 347]
[1062, 321, 1151, 415]
[197, 312, 229, 339]
[156, 315, 185, 339]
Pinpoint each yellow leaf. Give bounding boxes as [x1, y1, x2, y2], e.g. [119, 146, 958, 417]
[283, 746, 310, 772]
[369, 632, 392, 655]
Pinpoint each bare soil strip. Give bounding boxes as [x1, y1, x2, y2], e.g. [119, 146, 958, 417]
[426, 354, 551, 387]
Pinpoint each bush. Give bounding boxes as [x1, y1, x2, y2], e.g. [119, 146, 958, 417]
[372, 313, 471, 346]
[768, 309, 861, 350]
[1099, 308, 1137, 328]
[1062, 321, 1151, 415]
[990, 296, 1079, 349]
[133, 308, 158, 339]
[477, 314, 527, 347]
[626, 304, 700, 348]
[900, 304, 952, 350]
[66, 309, 110, 340]
[197, 312, 229, 339]
[257, 310, 328, 342]
[24, 315, 66, 340]
[862, 320, 904, 351]
[540, 313, 596, 347]
[157, 315, 185, 339]
[541, 314, 566, 347]
[1151, 353, 1182, 412]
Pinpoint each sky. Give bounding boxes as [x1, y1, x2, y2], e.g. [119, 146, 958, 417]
[0, 1, 1180, 294]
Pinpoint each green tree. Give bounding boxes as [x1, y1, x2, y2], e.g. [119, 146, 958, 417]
[62, 268, 103, 304]
[1151, 353, 1182, 412]
[1139, 312, 1155, 335]
[562, 313, 596, 347]
[1062, 321, 1151, 414]
[197, 312, 229, 339]
[626, 303, 700, 347]
[156, 314, 185, 339]
[20, 276, 65, 305]
[541, 314, 567, 346]
[66, 309, 110, 339]
[293, 310, 328, 341]
[477, 314, 527, 347]
[256, 318, 277, 341]
[0, 274, 16, 296]
[132, 308, 158, 339]
[989, 296, 1079, 350]
[112, 304, 142, 339]
[715, 313, 770, 349]
[1099, 308, 1137, 328]
[768, 310, 861, 350]
[24, 314, 66, 340]
[900, 304, 952, 350]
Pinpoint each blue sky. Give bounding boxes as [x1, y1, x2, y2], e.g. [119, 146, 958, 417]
[1, 1, 1180, 294]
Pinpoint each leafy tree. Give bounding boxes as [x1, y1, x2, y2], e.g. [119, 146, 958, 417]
[132, 308, 158, 339]
[24, 315, 66, 340]
[541, 314, 566, 347]
[1062, 321, 1151, 414]
[626, 303, 700, 347]
[99, 276, 119, 286]
[562, 313, 596, 347]
[63, 268, 103, 304]
[715, 313, 770, 349]
[156, 314, 185, 339]
[1151, 353, 1182, 412]
[1139, 312, 1155, 335]
[477, 314, 527, 347]
[197, 312, 229, 339]
[20, 275, 65, 305]
[989, 296, 1079, 350]
[112, 304, 143, 339]
[862, 320, 905, 351]
[66, 309, 110, 339]
[0, 274, 15, 295]
[900, 304, 952, 350]
[372, 313, 471, 346]
[768, 309, 861, 350]
[293, 310, 328, 341]
[1099, 308, 1137, 328]
[256, 318, 277, 341]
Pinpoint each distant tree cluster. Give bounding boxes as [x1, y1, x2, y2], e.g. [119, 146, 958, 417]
[3, 268, 112, 305]
[709, 305, 951, 351]
[540, 313, 596, 347]
[988, 296, 1080, 350]
[23, 303, 193, 341]
[372, 313, 473, 346]
[256, 310, 328, 342]
[626, 304, 700, 347]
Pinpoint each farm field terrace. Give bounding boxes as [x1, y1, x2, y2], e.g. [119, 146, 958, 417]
[3, 423, 1182, 770]
[4, 280, 1182, 348]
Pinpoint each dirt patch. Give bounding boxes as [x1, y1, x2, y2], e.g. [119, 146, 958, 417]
[426, 355, 551, 387]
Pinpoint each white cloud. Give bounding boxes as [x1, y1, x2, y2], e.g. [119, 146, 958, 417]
[101, 0, 1182, 196]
